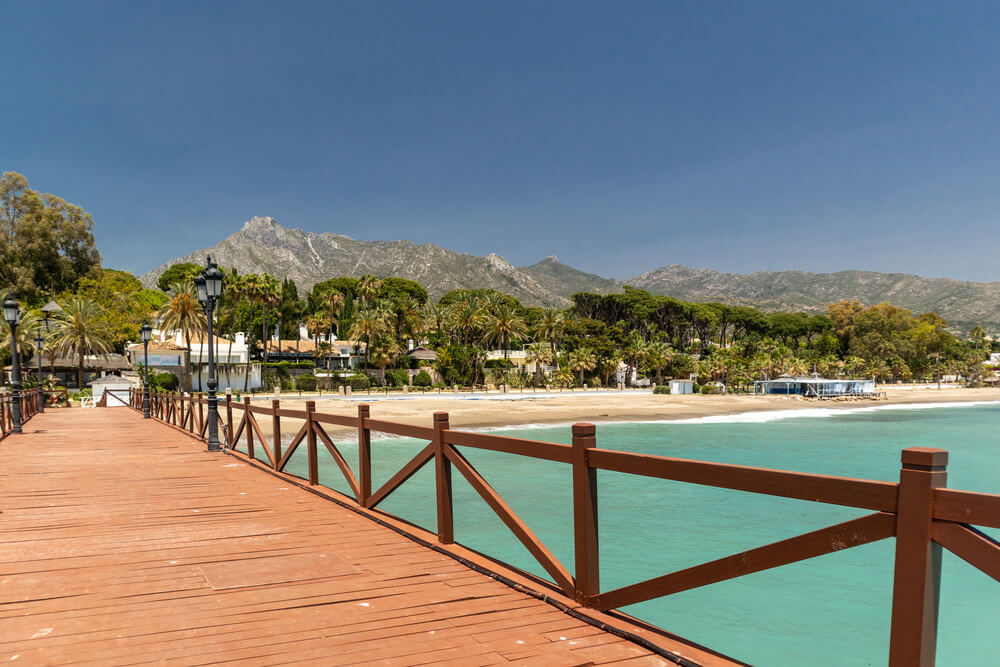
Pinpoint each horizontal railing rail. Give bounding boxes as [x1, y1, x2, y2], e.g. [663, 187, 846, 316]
[128, 387, 1000, 666]
[1, 388, 41, 438]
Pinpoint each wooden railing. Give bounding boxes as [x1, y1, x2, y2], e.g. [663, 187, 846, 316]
[129, 388, 1000, 666]
[1, 388, 42, 438]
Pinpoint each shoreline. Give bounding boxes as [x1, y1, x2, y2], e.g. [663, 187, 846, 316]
[236, 386, 1000, 438]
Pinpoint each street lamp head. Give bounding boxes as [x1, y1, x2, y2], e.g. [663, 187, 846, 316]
[194, 275, 208, 305]
[140, 321, 152, 343]
[3, 297, 21, 325]
[203, 264, 224, 299]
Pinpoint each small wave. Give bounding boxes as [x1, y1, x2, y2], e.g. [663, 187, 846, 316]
[663, 400, 1000, 425]
[464, 399, 1000, 432]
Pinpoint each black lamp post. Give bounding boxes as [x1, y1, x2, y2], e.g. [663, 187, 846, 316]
[140, 321, 152, 418]
[34, 327, 45, 414]
[197, 257, 224, 451]
[4, 298, 23, 434]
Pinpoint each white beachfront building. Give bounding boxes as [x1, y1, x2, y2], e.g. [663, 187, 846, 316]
[126, 329, 262, 392]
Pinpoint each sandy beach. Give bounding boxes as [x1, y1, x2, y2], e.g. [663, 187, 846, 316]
[235, 385, 1000, 439]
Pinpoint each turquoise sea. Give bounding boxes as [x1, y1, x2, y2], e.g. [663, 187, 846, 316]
[274, 401, 1000, 666]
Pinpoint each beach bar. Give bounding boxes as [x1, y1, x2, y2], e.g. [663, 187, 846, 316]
[754, 374, 876, 397]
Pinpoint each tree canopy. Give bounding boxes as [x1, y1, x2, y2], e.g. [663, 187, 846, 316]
[0, 171, 101, 300]
[157, 262, 203, 291]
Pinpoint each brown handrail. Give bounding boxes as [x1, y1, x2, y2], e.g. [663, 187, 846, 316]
[1, 388, 42, 439]
[128, 388, 1000, 666]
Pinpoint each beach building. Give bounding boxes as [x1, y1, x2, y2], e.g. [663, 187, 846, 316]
[669, 379, 695, 394]
[126, 329, 261, 392]
[407, 346, 438, 363]
[88, 374, 140, 407]
[266, 330, 366, 371]
[753, 374, 876, 397]
[6, 354, 131, 389]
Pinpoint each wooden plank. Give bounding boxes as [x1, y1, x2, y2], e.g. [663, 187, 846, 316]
[934, 488, 1000, 529]
[0, 408, 695, 666]
[592, 512, 896, 611]
[588, 448, 899, 511]
[932, 520, 1000, 583]
[313, 412, 359, 428]
[365, 442, 435, 509]
[248, 411, 276, 468]
[276, 421, 309, 472]
[444, 429, 573, 463]
[365, 418, 435, 440]
[313, 422, 362, 500]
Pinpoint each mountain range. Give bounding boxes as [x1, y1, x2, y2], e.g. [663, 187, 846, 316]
[140, 217, 1000, 329]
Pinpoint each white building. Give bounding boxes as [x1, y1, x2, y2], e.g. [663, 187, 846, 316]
[127, 329, 262, 392]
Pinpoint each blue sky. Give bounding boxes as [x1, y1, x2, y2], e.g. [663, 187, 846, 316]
[3, 1, 999, 281]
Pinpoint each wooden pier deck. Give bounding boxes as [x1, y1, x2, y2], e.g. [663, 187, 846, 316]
[0, 408, 721, 666]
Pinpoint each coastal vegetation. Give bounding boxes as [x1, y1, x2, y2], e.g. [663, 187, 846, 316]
[1, 172, 996, 392]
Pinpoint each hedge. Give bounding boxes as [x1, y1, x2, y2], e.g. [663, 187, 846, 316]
[295, 374, 318, 391]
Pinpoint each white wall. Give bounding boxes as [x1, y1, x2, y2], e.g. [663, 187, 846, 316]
[190, 365, 261, 392]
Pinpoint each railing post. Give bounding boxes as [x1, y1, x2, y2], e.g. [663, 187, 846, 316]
[357, 404, 371, 504]
[271, 399, 281, 470]
[197, 393, 204, 435]
[434, 412, 453, 544]
[306, 400, 318, 485]
[572, 422, 599, 604]
[889, 447, 948, 667]
[224, 394, 233, 449]
[244, 396, 254, 459]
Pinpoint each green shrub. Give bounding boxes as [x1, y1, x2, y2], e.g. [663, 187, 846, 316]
[334, 374, 370, 390]
[433, 381, 447, 389]
[295, 374, 318, 391]
[385, 369, 409, 387]
[152, 372, 178, 391]
[699, 384, 716, 394]
[280, 376, 294, 391]
[653, 385, 670, 394]
[265, 361, 314, 369]
[413, 370, 432, 387]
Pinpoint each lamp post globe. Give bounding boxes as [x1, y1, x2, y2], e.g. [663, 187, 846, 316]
[3, 298, 23, 434]
[202, 257, 224, 451]
[140, 321, 152, 419]
[194, 275, 207, 305]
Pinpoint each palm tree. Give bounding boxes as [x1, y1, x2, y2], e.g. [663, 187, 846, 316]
[622, 334, 646, 387]
[158, 282, 206, 388]
[347, 308, 387, 371]
[0, 309, 41, 366]
[324, 288, 345, 342]
[369, 337, 401, 386]
[524, 342, 552, 387]
[535, 309, 566, 356]
[597, 353, 621, 387]
[260, 275, 281, 365]
[643, 341, 673, 383]
[567, 347, 597, 386]
[482, 304, 528, 360]
[423, 303, 452, 339]
[449, 298, 484, 345]
[49, 298, 113, 390]
[357, 274, 381, 306]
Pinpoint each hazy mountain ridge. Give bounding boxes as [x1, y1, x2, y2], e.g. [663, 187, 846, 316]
[139, 217, 599, 307]
[141, 218, 1000, 327]
[629, 265, 1000, 328]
